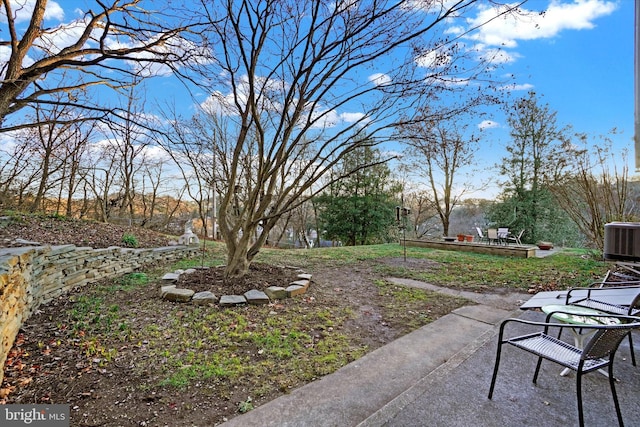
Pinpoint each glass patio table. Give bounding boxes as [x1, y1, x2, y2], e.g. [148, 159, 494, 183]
[541, 304, 620, 376]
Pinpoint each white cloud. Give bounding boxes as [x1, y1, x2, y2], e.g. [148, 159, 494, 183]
[476, 46, 519, 65]
[142, 145, 173, 163]
[424, 75, 471, 87]
[499, 83, 535, 91]
[310, 109, 339, 129]
[199, 77, 366, 130]
[1, 0, 64, 23]
[478, 120, 499, 130]
[415, 46, 453, 68]
[368, 73, 391, 87]
[36, 18, 92, 56]
[200, 91, 236, 116]
[306, 109, 366, 129]
[468, 0, 618, 48]
[44, 1, 64, 21]
[340, 112, 365, 123]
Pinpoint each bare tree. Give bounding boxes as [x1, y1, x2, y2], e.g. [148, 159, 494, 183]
[0, 139, 34, 209]
[157, 105, 221, 238]
[399, 111, 482, 236]
[549, 132, 635, 250]
[138, 160, 182, 229]
[102, 79, 154, 221]
[175, 0, 522, 278]
[25, 98, 90, 212]
[56, 121, 96, 217]
[0, 0, 198, 131]
[402, 190, 440, 238]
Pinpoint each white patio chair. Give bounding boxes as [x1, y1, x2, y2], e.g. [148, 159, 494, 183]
[475, 227, 488, 243]
[506, 229, 524, 245]
[497, 227, 509, 244]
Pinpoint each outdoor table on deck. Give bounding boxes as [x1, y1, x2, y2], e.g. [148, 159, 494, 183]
[541, 304, 620, 377]
[520, 288, 640, 310]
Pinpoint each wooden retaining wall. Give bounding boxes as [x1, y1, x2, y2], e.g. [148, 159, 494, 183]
[0, 244, 199, 384]
[403, 239, 538, 258]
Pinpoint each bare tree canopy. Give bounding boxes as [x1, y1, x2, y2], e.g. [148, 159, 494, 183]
[0, 0, 528, 278]
[0, 0, 200, 131]
[399, 110, 482, 237]
[163, 0, 525, 277]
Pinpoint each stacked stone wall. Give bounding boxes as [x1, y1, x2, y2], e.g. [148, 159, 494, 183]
[0, 244, 198, 384]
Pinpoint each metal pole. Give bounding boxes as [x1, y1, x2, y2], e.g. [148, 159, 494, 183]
[403, 223, 407, 262]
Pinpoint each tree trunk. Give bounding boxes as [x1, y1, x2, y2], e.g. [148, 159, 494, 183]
[225, 248, 251, 278]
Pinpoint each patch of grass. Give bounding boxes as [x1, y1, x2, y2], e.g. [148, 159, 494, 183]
[112, 272, 149, 290]
[252, 243, 608, 292]
[121, 233, 139, 248]
[160, 362, 232, 388]
[67, 290, 131, 339]
[374, 280, 470, 330]
[253, 243, 410, 268]
[396, 249, 608, 291]
[238, 396, 254, 413]
[134, 298, 365, 392]
[252, 330, 310, 359]
[171, 241, 227, 270]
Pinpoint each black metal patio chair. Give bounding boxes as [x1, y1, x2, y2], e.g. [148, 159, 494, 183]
[565, 286, 640, 366]
[488, 312, 640, 427]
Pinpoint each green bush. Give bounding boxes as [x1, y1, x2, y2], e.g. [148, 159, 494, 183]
[121, 233, 139, 248]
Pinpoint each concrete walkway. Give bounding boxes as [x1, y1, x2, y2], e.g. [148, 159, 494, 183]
[220, 275, 640, 427]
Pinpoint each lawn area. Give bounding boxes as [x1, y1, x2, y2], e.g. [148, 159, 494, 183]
[2, 242, 610, 426]
[248, 243, 609, 292]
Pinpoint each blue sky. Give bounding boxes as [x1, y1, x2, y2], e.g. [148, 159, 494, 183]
[0, 0, 636, 200]
[473, 0, 634, 186]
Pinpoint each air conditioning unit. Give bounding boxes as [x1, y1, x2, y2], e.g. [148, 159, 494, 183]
[604, 222, 640, 262]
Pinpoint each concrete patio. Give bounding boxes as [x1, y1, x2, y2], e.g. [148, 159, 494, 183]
[220, 279, 639, 427]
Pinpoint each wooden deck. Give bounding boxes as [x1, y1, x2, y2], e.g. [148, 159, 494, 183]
[403, 238, 538, 258]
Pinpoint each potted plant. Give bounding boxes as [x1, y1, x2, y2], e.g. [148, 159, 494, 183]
[537, 241, 554, 250]
[465, 235, 473, 242]
[457, 234, 465, 242]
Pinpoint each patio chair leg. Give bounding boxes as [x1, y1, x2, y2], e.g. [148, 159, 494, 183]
[532, 356, 543, 384]
[628, 333, 636, 366]
[576, 371, 585, 427]
[608, 361, 624, 427]
[488, 346, 502, 399]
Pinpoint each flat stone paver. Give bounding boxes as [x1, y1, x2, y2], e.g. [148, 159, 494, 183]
[161, 272, 181, 281]
[162, 288, 194, 302]
[265, 286, 287, 300]
[285, 285, 306, 297]
[192, 291, 218, 305]
[219, 295, 247, 306]
[245, 289, 270, 305]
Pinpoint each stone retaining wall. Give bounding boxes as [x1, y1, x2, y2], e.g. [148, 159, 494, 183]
[0, 244, 199, 384]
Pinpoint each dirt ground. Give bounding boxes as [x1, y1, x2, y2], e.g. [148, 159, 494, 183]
[0, 216, 465, 426]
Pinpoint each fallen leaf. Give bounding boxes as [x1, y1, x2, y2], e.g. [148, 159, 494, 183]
[18, 377, 33, 386]
[15, 334, 25, 346]
[0, 386, 16, 398]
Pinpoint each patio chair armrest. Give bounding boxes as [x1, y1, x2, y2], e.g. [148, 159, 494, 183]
[497, 317, 587, 339]
[498, 314, 640, 342]
[565, 285, 640, 304]
[589, 280, 640, 288]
